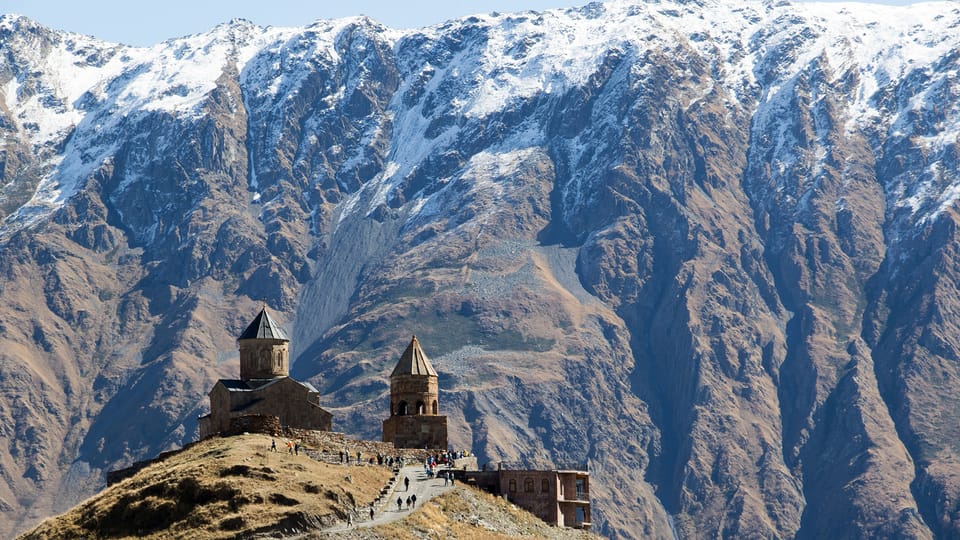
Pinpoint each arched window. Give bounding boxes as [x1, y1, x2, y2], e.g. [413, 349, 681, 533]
[432, 400, 438, 414]
[524, 478, 534, 493]
[397, 401, 408, 416]
[416, 401, 425, 415]
[509, 479, 517, 493]
[541, 478, 550, 493]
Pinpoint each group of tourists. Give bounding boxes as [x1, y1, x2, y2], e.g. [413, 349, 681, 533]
[338, 449, 362, 463]
[426, 449, 470, 468]
[337, 448, 407, 467]
[424, 450, 468, 476]
[396, 493, 417, 510]
[269, 438, 300, 455]
[377, 452, 405, 467]
[441, 470, 455, 486]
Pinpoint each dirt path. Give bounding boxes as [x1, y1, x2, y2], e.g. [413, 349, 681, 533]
[328, 464, 455, 531]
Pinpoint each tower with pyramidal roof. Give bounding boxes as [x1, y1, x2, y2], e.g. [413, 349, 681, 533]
[382, 335, 448, 449]
[198, 307, 332, 438]
[238, 306, 290, 379]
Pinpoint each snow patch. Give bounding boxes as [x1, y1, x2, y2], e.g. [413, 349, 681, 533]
[5, 2, 960, 237]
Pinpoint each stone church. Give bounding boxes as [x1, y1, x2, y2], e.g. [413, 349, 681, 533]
[198, 308, 332, 438]
[382, 335, 448, 449]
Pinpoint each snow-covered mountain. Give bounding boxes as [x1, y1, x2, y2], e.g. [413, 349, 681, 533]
[3, 0, 960, 537]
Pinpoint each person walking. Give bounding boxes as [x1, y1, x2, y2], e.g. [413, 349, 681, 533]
[270, 439, 277, 452]
[404, 476, 409, 491]
[406, 496, 411, 509]
[370, 506, 375, 521]
[397, 496, 403, 511]
[411, 493, 417, 508]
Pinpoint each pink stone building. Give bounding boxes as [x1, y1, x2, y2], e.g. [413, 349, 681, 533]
[458, 467, 592, 529]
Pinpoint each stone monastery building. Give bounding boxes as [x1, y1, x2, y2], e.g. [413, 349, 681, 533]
[191, 308, 587, 530]
[199, 309, 448, 450]
[198, 308, 332, 438]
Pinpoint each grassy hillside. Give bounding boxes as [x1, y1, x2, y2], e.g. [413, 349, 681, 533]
[20, 435, 596, 539]
[20, 435, 392, 539]
[338, 487, 596, 540]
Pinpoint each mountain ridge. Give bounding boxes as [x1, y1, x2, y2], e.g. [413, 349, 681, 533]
[3, 1, 960, 537]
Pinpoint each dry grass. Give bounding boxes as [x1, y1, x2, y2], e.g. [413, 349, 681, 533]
[311, 486, 597, 540]
[20, 434, 392, 539]
[21, 435, 596, 540]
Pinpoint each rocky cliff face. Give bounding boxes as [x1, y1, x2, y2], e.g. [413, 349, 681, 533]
[3, 1, 960, 537]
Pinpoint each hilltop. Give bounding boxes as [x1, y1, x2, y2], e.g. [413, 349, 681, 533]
[20, 434, 392, 539]
[19, 434, 594, 539]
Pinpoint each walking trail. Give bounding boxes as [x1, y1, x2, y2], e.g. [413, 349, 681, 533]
[327, 464, 455, 532]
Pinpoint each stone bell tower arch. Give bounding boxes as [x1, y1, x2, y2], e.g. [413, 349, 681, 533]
[382, 335, 448, 449]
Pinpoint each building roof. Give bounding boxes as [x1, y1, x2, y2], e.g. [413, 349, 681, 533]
[391, 335, 438, 377]
[239, 307, 289, 341]
[216, 377, 318, 393]
[217, 378, 279, 392]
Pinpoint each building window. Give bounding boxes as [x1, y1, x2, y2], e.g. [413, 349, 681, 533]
[397, 401, 408, 416]
[524, 478, 534, 493]
[576, 478, 585, 499]
[432, 400, 438, 414]
[542, 478, 550, 493]
[416, 401, 425, 414]
[509, 479, 517, 492]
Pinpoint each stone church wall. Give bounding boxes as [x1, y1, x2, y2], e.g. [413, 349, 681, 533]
[240, 379, 332, 431]
[382, 415, 448, 449]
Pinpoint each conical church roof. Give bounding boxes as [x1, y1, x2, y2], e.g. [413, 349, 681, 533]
[391, 335, 438, 377]
[239, 307, 289, 341]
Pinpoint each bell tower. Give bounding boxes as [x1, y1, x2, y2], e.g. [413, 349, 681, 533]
[238, 307, 289, 380]
[382, 335, 448, 449]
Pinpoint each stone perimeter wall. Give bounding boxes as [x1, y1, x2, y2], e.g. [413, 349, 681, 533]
[226, 414, 282, 436]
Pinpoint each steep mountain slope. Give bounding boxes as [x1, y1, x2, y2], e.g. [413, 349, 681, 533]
[2, 0, 960, 537]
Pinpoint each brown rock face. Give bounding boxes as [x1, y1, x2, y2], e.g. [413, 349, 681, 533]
[3, 4, 960, 538]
